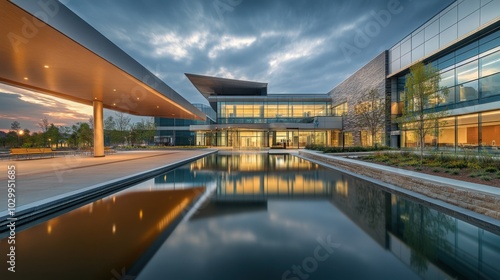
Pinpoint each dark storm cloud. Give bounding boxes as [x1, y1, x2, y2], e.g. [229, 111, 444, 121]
[62, 0, 453, 102]
[1, 0, 454, 129]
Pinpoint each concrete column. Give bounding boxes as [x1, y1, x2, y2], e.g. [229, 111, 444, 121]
[93, 100, 105, 157]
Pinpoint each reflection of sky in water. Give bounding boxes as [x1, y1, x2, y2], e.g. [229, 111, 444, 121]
[1, 154, 498, 280]
[138, 201, 419, 280]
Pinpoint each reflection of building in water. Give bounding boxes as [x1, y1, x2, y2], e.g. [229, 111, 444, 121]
[0, 188, 204, 280]
[388, 196, 500, 279]
[328, 175, 500, 279]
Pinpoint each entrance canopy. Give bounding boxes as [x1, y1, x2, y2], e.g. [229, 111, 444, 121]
[0, 0, 205, 120]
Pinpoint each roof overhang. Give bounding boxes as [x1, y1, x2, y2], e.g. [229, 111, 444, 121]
[185, 73, 268, 99]
[0, 0, 205, 120]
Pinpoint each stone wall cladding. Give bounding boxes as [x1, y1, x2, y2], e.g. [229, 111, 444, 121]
[329, 51, 389, 146]
[300, 151, 500, 221]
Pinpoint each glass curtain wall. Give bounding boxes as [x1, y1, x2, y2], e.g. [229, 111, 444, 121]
[397, 29, 500, 153]
[217, 100, 329, 124]
[401, 110, 500, 153]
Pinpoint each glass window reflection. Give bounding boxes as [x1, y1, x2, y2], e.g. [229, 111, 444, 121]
[457, 61, 478, 84]
[481, 51, 500, 77]
[481, 73, 500, 98]
[458, 80, 479, 101]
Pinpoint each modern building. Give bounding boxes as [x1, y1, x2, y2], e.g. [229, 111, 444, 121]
[155, 103, 216, 146]
[156, 74, 343, 148]
[186, 74, 342, 148]
[155, 0, 500, 151]
[387, 0, 500, 152]
[332, 0, 500, 151]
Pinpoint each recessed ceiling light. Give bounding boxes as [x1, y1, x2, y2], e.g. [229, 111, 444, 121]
[113, 103, 116, 106]
[23, 77, 28, 80]
[113, 89, 116, 92]
[44, 65, 49, 68]
[136, 97, 140, 100]
[94, 97, 97, 100]
[156, 106, 159, 109]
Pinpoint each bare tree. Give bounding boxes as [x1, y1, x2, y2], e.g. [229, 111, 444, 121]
[88, 116, 94, 131]
[352, 89, 386, 147]
[114, 112, 131, 131]
[38, 117, 50, 146]
[10, 121, 21, 131]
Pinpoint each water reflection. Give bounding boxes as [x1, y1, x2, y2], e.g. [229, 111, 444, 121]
[1, 154, 499, 280]
[138, 154, 500, 280]
[0, 188, 204, 280]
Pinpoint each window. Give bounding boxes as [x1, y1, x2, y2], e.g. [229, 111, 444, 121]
[458, 80, 478, 101]
[481, 73, 500, 98]
[457, 60, 478, 84]
[480, 51, 500, 77]
[332, 103, 347, 116]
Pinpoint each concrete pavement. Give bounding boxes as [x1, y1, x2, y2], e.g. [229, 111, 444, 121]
[0, 149, 216, 225]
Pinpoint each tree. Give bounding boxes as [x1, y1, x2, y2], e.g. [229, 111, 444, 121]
[77, 122, 93, 148]
[38, 117, 50, 146]
[88, 116, 94, 131]
[104, 116, 116, 131]
[353, 88, 386, 147]
[10, 121, 21, 132]
[47, 124, 60, 148]
[131, 118, 156, 145]
[60, 126, 72, 147]
[397, 62, 448, 163]
[114, 112, 131, 132]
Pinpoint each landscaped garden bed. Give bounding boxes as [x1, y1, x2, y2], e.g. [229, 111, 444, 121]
[359, 151, 500, 187]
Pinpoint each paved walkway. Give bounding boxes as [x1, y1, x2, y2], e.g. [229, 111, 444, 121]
[0, 149, 216, 212]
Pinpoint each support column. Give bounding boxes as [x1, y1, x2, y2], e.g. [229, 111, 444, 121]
[93, 100, 105, 157]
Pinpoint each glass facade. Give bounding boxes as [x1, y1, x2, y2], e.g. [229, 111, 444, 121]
[396, 29, 500, 110]
[396, 25, 500, 152]
[217, 100, 329, 124]
[402, 110, 500, 153]
[189, 95, 334, 149]
[155, 104, 215, 146]
[389, 0, 500, 74]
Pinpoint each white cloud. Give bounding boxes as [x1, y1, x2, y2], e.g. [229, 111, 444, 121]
[268, 37, 325, 72]
[208, 35, 256, 59]
[149, 30, 209, 61]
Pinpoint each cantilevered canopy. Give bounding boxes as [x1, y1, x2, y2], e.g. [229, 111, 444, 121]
[0, 0, 205, 121]
[186, 73, 268, 99]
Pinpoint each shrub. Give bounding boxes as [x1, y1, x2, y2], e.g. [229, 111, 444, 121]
[485, 166, 498, 173]
[432, 168, 440, 173]
[480, 175, 492, 181]
[469, 172, 483, 178]
[444, 160, 468, 169]
[467, 162, 482, 170]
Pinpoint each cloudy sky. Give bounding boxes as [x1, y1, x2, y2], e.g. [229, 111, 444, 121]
[1, 0, 454, 132]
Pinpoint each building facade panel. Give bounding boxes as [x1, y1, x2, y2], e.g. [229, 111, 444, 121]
[329, 51, 389, 147]
[389, 0, 500, 75]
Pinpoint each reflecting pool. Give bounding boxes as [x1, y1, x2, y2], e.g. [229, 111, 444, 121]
[1, 154, 499, 280]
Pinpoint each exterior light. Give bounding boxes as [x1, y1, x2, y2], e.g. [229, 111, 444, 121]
[18, 130, 24, 136]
